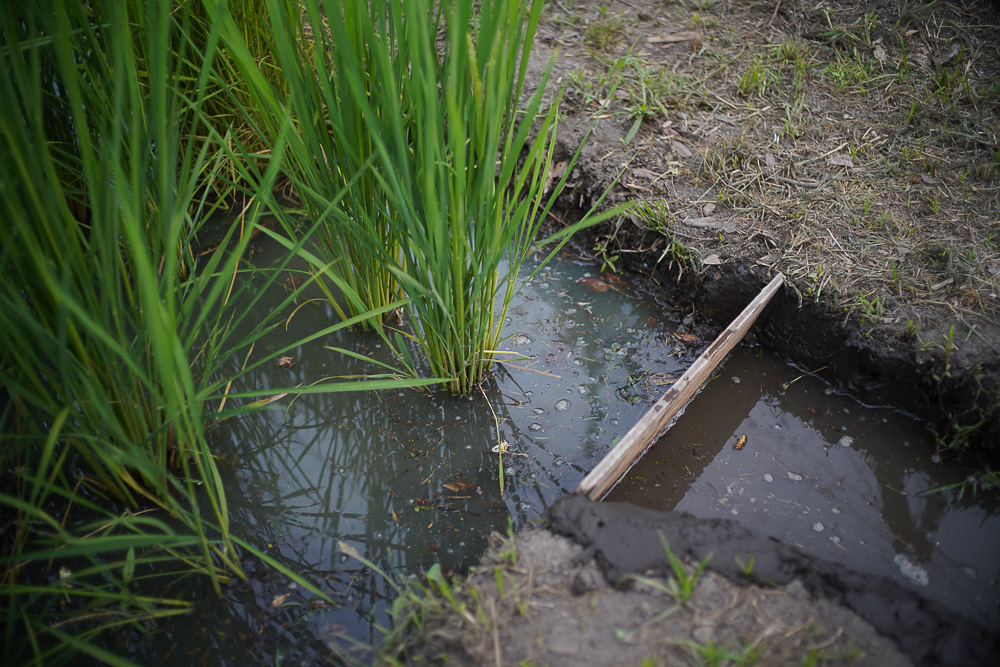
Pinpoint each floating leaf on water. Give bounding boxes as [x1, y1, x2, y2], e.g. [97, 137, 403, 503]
[245, 392, 290, 409]
[272, 592, 291, 607]
[577, 277, 610, 293]
[442, 480, 479, 493]
[672, 331, 701, 343]
[338, 541, 363, 562]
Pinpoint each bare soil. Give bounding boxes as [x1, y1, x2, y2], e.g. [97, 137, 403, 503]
[529, 0, 1000, 458]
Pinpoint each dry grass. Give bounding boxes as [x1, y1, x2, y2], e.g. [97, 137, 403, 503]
[553, 0, 1000, 334]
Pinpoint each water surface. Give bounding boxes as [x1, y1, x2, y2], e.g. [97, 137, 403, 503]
[143, 241, 998, 663]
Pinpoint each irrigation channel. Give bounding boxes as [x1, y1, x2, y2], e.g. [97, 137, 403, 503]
[142, 232, 999, 664]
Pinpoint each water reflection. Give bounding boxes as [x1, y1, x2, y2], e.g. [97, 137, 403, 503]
[610, 345, 1000, 629]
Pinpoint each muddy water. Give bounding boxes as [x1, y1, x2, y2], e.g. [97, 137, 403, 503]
[145, 241, 998, 663]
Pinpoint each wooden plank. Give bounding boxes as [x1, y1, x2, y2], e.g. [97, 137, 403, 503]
[576, 272, 785, 500]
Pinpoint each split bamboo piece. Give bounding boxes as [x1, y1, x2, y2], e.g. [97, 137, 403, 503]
[576, 272, 785, 500]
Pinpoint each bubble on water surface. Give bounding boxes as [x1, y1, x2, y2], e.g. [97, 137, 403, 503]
[529, 423, 542, 431]
[830, 536, 841, 544]
[554, 399, 571, 411]
[838, 435, 854, 447]
[534, 408, 544, 415]
[787, 472, 803, 481]
[813, 522, 824, 532]
[511, 334, 532, 346]
[894, 554, 930, 586]
[610, 418, 619, 426]
[763, 473, 774, 482]
[732, 376, 741, 384]
[578, 386, 589, 395]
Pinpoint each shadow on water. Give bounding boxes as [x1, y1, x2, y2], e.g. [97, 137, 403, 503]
[135, 236, 999, 663]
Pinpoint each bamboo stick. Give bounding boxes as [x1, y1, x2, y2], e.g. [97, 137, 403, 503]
[576, 272, 785, 500]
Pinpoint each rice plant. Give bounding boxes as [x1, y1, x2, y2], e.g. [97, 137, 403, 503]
[0, 2, 434, 663]
[257, 0, 625, 393]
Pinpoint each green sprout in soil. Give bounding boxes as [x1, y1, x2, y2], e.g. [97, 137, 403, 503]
[675, 638, 759, 667]
[585, 7, 627, 53]
[628, 533, 711, 606]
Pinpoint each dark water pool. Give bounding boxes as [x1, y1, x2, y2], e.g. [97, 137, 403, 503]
[136, 239, 998, 664]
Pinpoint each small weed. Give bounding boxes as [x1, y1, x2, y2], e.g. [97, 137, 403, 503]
[626, 535, 711, 606]
[738, 58, 777, 97]
[736, 555, 755, 577]
[566, 68, 612, 109]
[585, 8, 627, 53]
[855, 290, 884, 325]
[660, 533, 710, 603]
[822, 48, 877, 89]
[676, 638, 758, 667]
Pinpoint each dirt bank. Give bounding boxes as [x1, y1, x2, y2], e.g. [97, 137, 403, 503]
[528, 0, 1000, 461]
[386, 496, 999, 665]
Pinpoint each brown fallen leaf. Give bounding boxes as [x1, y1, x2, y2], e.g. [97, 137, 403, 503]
[443, 481, 480, 493]
[734, 434, 747, 451]
[245, 392, 289, 409]
[672, 332, 702, 343]
[577, 277, 611, 292]
[272, 592, 291, 607]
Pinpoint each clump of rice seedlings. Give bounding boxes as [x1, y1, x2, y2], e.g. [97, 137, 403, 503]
[231, 0, 624, 393]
